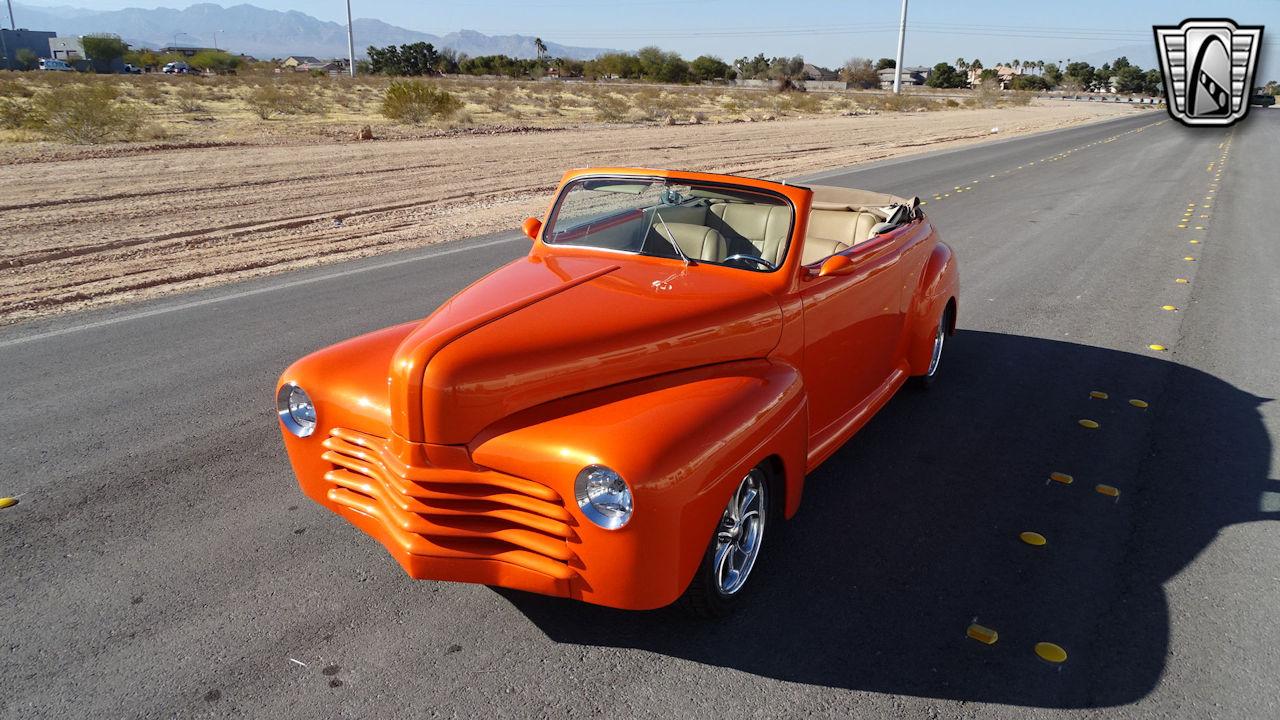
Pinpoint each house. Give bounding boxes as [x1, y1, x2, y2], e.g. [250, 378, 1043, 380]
[967, 64, 1023, 89]
[878, 66, 929, 89]
[282, 55, 322, 69]
[801, 63, 838, 81]
[47, 36, 84, 61]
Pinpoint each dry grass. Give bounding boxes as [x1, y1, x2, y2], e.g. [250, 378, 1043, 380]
[0, 70, 1057, 147]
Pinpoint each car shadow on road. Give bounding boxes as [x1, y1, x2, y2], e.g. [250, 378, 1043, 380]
[498, 330, 1276, 708]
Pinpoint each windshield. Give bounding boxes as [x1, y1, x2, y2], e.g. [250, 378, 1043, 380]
[544, 177, 793, 272]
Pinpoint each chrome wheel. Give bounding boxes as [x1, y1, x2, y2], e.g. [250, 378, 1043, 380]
[926, 314, 946, 377]
[713, 469, 767, 596]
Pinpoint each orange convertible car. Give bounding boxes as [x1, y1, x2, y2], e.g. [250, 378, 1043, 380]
[277, 168, 958, 615]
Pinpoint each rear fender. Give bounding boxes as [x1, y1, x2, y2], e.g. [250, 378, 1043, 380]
[907, 241, 958, 376]
[469, 359, 807, 610]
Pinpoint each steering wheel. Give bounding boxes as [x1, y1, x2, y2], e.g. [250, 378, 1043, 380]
[723, 254, 777, 271]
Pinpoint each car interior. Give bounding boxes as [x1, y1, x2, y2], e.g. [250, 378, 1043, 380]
[549, 180, 920, 271]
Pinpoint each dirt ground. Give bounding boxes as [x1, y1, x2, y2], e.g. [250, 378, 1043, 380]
[0, 100, 1143, 325]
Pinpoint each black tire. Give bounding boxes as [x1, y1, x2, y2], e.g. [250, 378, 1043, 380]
[912, 305, 952, 389]
[679, 466, 774, 618]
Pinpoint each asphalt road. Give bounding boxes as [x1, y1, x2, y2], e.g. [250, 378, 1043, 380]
[3, 108, 1278, 719]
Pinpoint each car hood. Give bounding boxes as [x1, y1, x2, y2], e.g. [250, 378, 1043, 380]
[388, 252, 784, 445]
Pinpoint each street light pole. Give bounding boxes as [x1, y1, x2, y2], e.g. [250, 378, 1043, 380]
[892, 0, 908, 94]
[345, 0, 356, 77]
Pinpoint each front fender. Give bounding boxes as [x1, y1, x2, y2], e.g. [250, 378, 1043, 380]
[907, 240, 959, 375]
[469, 359, 807, 610]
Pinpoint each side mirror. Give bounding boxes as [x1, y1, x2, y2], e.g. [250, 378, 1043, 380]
[522, 217, 543, 242]
[817, 253, 855, 278]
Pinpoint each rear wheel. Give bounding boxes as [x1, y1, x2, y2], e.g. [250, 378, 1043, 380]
[913, 305, 951, 389]
[679, 467, 770, 618]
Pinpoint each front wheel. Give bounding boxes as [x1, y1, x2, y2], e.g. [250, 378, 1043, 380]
[679, 467, 770, 618]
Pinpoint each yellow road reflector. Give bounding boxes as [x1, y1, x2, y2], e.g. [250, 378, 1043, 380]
[1020, 531, 1047, 546]
[1184, 256, 1196, 261]
[0, 497, 16, 509]
[1189, 239, 1200, 244]
[1194, 226, 1205, 230]
[1035, 642, 1068, 664]
[1177, 224, 1188, 229]
[1078, 418, 1100, 429]
[920, 201, 927, 206]
[1089, 390, 1109, 399]
[1096, 484, 1121, 498]
[1175, 278, 1190, 284]
[1161, 305, 1178, 311]
[1049, 472, 1074, 485]
[967, 623, 999, 645]
[1148, 344, 1167, 352]
[1128, 399, 1149, 409]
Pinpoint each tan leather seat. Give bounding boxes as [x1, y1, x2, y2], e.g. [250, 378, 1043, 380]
[708, 203, 791, 266]
[801, 206, 885, 265]
[653, 222, 727, 262]
[802, 237, 851, 265]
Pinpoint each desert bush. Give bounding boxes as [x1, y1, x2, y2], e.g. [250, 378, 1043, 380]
[482, 86, 513, 113]
[0, 97, 34, 129]
[246, 85, 288, 119]
[29, 84, 143, 143]
[788, 92, 823, 113]
[174, 86, 205, 113]
[944, 98, 961, 108]
[380, 80, 463, 124]
[132, 82, 166, 104]
[0, 79, 35, 98]
[863, 92, 940, 112]
[1006, 91, 1034, 106]
[593, 93, 631, 122]
[970, 80, 1003, 108]
[244, 83, 326, 119]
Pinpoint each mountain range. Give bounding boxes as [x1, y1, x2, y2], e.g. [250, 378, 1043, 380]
[8, 2, 611, 60]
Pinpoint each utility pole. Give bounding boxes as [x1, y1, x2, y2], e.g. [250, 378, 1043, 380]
[345, 0, 356, 77]
[6, 0, 15, 31]
[892, 0, 908, 94]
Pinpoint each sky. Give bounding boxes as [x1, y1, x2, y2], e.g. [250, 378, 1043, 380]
[14, 0, 1280, 81]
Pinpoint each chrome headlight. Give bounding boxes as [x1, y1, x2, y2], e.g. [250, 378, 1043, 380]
[276, 382, 317, 438]
[574, 465, 633, 530]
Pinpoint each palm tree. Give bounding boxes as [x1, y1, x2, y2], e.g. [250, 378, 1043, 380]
[533, 37, 547, 61]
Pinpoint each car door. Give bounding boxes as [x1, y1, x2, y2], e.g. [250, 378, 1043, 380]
[798, 232, 909, 437]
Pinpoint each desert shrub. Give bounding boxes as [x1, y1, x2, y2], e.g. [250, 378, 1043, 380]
[483, 86, 513, 113]
[30, 84, 143, 143]
[0, 97, 34, 129]
[173, 86, 205, 113]
[786, 93, 820, 113]
[1006, 91, 1034, 106]
[862, 93, 940, 112]
[245, 83, 326, 119]
[380, 80, 463, 124]
[0, 79, 35, 98]
[246, 85, 288, 119]
[593, 93, 630, 122]
[944, 98, 961, 108]
[132, 82, 166, 104]
[970, 80, 1003, 108]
